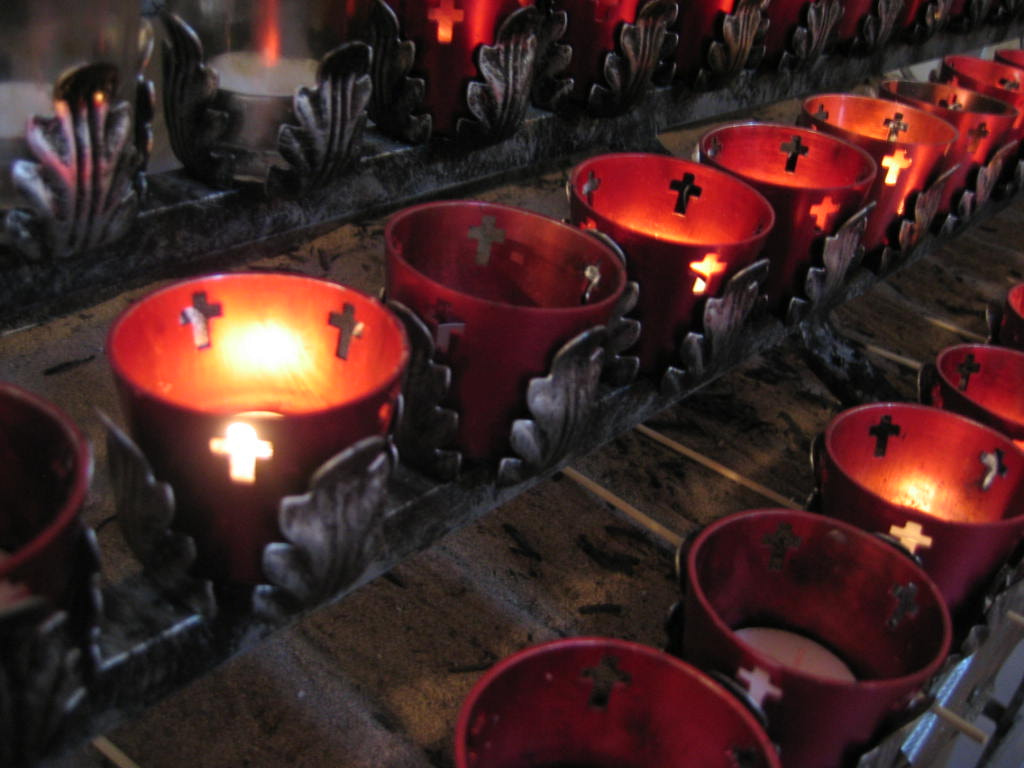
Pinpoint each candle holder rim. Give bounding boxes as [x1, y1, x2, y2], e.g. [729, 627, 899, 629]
[934, 343, 1024, 418]
[802, 93, 961, 148]
[879, 79, 1020, 120]
[384, 200, 629, 316]
[453, 635, 782, 767]
[107, 272, 411, 417]
[698, 121, 879, 192]
[684, 507, 952, 687]
[569, 152, 778, 249]
[942, 55, 1024, 91]
[995, 48, 1024, 67]
[0, 382, 93, 579]
[823, 402, 1024, 531]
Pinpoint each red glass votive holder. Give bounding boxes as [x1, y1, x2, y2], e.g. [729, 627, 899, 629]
[0, 383, 91, 614]
[995, 47, 1024, 71]
[820, 403, 1024, 619]
[1000, 283, 1024, 350]
[835, 0, 874, 45]
[802, 94, 958, 252]
[699, 122, 876, 311]
[568, 153, 774, 373]
[941, 56, 1024, 141]
[385, 201, 627, 462]
[680, 509, 951, 768]
[383, 0, 529, 136]
[675, 0, 742, 82]
[559, 0, 643, 102]
[761, 0, 818, 66]
[107, 273, 409, 584]
[456, 637, 782, 768]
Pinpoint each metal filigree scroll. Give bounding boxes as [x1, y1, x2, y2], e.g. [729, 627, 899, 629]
[782, 0, 844, 70]
[365, 0, 431, 144]
[663, 259, 770, 394]
[911, 0, 954, 41]
[696, 0, 770, 88]
[975, 141, 1017, 211]
[3, 63, 147, 263]
[787, 204, 873, 325]
[101, 413, 216, 617]
[497, 328, 607, 486]
[530, 0, 574, 112]
[856, 0, 905, 53]
[896, 165, 960, 255]
[603, 282, 642, 386]
[159, 11, 233, 186]
[267, 43, 372, 196]
[958, 0, 998, 28]
[457, 5, 544, 142]
[388, 301, 461, 481]
[587, 0, 679, 116]
[253, 436, 393, 620]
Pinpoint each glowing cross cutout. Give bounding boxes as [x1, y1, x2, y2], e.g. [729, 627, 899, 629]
[888, 521, 933, 554]
[881, 150, 912, 186]
[809, 195, 841, 230]
[590, 0, 622, 21]
[737, 667, 782, 708]
[999, 77, 1021, 92]
[690, 252, 726, 295]
[210, 422, 274, 484]
[428, 0, 464, 44]
[966, 122, 989, 154]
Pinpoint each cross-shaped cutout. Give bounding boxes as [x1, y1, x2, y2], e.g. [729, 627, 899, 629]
[670, 173, 703, 215]
[468, 216, 505, 266]
[939, 93, 962, 110]
[809, 195, 840, 230]
[967, 122, 989, 154]
[881, 149, 913, 186]
[706, 135, 724, 157]
[884, 112, 909, 142]
[209, 422, 273, 484]
[979, 449, 1007, 491]
[887, 582, 919, 629]
[180, 291, 223, 350]
[329, 303, 364, 360]
[813, 104, 829, 121]
[869, 415, 900, 457]
[689, 252, 726, 296]
[889, 520, 934, 554]
[428, 0, 464, 44]
[582, 170, 602, 205]
[957, 353, 981, 391]
[737, 666, 782, 708]
[762, 522, 801, 571]
[433, 299, 465, 354]
[581, 655, 631, 709]
[780, 135, 809, 173]
[999, 77, 1021, 91]
[590, 0, 622, 21]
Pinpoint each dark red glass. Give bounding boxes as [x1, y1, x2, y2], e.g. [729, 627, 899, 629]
[761, 0, 813, 65]
[456, 637, 782, 768]
[835, 0, 874, 43]
[0, 383, 92, 613]
[675, 0, 737, 82]
[941, 56, 1024, 141]
[682, 509, 951, 768]
[699, 122, 876, 310]
[108, 273, 409, 583]
[559, 0, 644, 101]
[1001, 283, 1024, 350]
[568, 153, 774, 372]
[801, 93, 958, 251]
[385, 201, 627, 461]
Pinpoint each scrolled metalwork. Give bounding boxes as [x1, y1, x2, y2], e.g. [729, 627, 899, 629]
[530, 0, 574, 112]
[783, 0, 845, 69]
[856, 0, 905, 52]
[365, 0, 431, 144]
[698, 0, 770, 86]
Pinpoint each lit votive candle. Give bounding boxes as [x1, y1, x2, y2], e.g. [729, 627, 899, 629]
[734, 627, 856, 682]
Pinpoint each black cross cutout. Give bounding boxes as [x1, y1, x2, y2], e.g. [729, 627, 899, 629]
[999, 77, 1021, 91]
[707, 135, 723, 157]
[869, 415, 900, 457]
[762, 522, 801, 572]
[979, 449, 1008, 491]
[884, 112, 909, 142]
[582, 655, 631, 709]
[180, 291, 222, 350]
[468, 216, 505, 266]
[887, 582, 919, 629]
[328, 303, 361, 360]
[813, 104, 829, 121]
[957, 353, 981, 391]
[939, 93, 962, 110]
[670, 173, 703, 215]
[967, 122, 989, 153]
[780, 135, 809, 173]
[582, 170, 602, 205]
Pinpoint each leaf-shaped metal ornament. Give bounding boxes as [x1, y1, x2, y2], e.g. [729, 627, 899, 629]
[700, 0, 770, 86]
[254, 436, 394, 620]
[963, 0, 998, 27]
[365, 0, 431, 144]
[855, 0, 904, 53]
[783, 0, 844, 70]
[603, 282, 641, 386]
[101, 413, 216, 617]
[497, 328, 608, 487]
[387, 301, 461, 481]
[530, 0, 574, 112]
[897, 165, 959, 254]
[979, 140, 1019, 204]
[587, 0, 679, 116]
[912, 0, 954, 40]
[3, 63, 146, 263]
[267, 42, 372, 196]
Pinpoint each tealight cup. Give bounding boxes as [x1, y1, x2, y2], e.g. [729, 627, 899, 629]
[941, 56, 1024, 141]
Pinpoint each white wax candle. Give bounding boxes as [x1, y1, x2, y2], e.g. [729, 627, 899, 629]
[0, 81, 53, 138]
[209, 51, 318, 98]
[735, 626, 856, 682]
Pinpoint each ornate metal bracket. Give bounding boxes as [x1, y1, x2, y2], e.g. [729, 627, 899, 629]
[530, 0, 574, 113]
[2, 63, 149, 264]
[587, 0, 679, 116]
[102, 413, 217, 617]
[781, 0, 845, 70]
[953, 0, 998, 29]
[786, 204, 873, 325]
[603, 281, 642, 387]
[855, 0, 905, 53]
[254, 437, 394, 621]
[387, 301, 462, 481]
[974, 140, 1018, 212]
[365, 0, 431, 144]
[663, 259, 771, 395]
[695, 0, 770, 89]
[267, 43, 373, 196]
[910, 0, 955, 41]
[895, 164, 960, 256]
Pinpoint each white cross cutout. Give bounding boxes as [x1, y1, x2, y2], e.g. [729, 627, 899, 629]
[210, 422, 274, 484]
[737, 666, 782, 708]
[889, 520, 933, 554]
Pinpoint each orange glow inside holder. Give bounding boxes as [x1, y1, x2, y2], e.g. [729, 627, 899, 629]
[881, 149, 913, 185]
[809, 195, 841, 229]
[429, 0, 465, 44]
[260, 0, 281, 66]
[690, 252, 726, 295]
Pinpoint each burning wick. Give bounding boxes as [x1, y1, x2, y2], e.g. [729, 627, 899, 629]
[210, 422, 274, 483]
[690, 252, 726, 295]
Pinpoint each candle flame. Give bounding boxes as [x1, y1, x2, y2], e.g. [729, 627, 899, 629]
[891, 477, 937, 516]
[210, 422, 274, 483]
[690, 252, 726, 296]
[261, 0, 281, 66]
